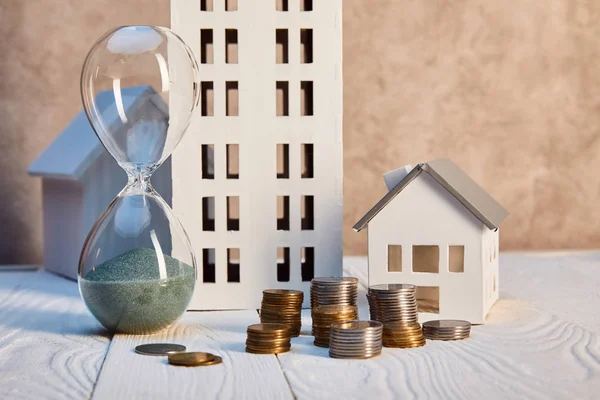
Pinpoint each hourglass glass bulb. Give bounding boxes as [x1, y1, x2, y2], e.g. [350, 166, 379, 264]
[81, 26, 199, 174]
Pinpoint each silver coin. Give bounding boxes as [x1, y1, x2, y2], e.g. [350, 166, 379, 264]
[135, 343, 187, 356]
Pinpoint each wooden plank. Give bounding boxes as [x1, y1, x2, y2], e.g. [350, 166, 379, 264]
[0, 270, 111, 400]
[92, 310, 293, 399]
[277, 256, 600, 400]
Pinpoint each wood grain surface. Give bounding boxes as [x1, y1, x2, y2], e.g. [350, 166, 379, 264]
[91, 310, 293, 400]
[0, 271, 110, 400]
[0, 254, 599, 399]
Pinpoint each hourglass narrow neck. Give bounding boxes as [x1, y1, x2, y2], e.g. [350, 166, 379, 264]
[120, 163, 158, 196]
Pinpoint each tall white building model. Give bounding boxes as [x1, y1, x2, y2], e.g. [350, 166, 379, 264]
[171, 0, 343, 309]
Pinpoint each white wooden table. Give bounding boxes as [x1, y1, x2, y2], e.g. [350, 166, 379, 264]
[1, 253, 599, 399]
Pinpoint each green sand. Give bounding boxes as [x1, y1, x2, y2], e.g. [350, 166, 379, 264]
[80, 248, 195, 334]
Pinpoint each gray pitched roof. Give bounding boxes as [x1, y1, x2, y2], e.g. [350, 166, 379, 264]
[28, 85, 161, 181]
[353, 159, 509, 232]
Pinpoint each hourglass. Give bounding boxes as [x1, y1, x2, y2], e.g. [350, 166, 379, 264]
[78, 26, 199, 334]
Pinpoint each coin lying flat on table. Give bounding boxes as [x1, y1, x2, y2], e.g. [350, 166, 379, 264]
[135, 343, 187, 356]
[168, 352, 223, 367]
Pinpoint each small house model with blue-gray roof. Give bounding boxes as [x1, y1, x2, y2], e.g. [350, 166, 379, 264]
[28, 86, 173, 280]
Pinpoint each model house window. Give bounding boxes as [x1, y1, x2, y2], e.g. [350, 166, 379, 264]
[301, 144, 314, 178]
[225, 29, 238, 63]
[387, 245, 402, 272]
[416, 286, 439, 314]
[201, 0, 213, 11]
[276, 0, 288, 12]
[200, 29, 213, 64]
[227, 248, 240, 282]
[225, 0, 237, 12]
[277, 196, 290, 230]
[201, 144, 214, 179]
[300, 0, 313, 11]
[276, 81, 289, 116]
[202, 248, 216, 283]
[277, 247, 290, 282]
[301, 195, 314, 230]
[226, 196, 239, 231]
[413, 245, 439, 273]
[226, 144, 239, 179]
[201, 81, 214, 116]
[449, 245, 464, 273]
[300, 29, 313, 63]
[276, 29, 289, 64]
[301, 247, 315, 281]
[226, 81, 239, 116]
[276, 144, 289, 178]
[202, 197, 215, 231]
[300, 81, 313, 116]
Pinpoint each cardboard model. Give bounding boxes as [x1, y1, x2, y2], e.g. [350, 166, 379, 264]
[28, 86, 172, 280]
[171, 0, 343, 309]
[353, 159, 509, 324]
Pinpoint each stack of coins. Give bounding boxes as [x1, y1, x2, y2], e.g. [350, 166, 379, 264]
[422, 320, 471, 340]
[367, 284, 418, 323]
[312, 305, 359, 347]
[246, 323, 292, 354]
[260, 289, 304, 337]
[329, 320, 383, 359]
[382, 321, 426, 348]
[310, 277, 359, 314]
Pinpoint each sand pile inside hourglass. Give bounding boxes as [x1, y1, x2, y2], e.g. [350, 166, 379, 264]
[80, 248, 195, 334]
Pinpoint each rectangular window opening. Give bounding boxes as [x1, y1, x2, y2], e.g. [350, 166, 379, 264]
[276, 0, 288, 11]
[276, 81, 289, 116]
[387, 245, 402, 272]
[277, 247, 290, 282]
[201, 0, 213, 11]
[201, 81, 214, 116]
[226, 144, 239, 179]
[417, 286, 440, 314]
[413, 245, 439, 273]
[276, 29, 289, 64]
[301, 143, 314, 178]
[226, 81, 239, 116]
[449, 245, 465, 273]
[225, 0, 238, 11]
[227, 248, 240, 283]
[300, 29, 313, 63]
[300, 81, 313, 116]
[276, 143, 290, 179]
[300, 0, 313, 11]
[202, 197, 215, 231]
[301, 247, 315, 281]
[225, 29, 238, 63]
[201, 144, 215, 179]
[227, 196, 239, 231]
[202, 249, 216, 283]
[301, 195, 314, 230]
[277, 196, 290, 231]
[200, 29, 214, 64]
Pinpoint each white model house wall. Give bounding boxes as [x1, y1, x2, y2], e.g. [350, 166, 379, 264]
[171, 0, 343, 309]
[367, 173, 487, 324]
[482, 227, 500, 315]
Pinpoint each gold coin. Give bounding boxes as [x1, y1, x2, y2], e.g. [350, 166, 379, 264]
[168, 352, 222, 367]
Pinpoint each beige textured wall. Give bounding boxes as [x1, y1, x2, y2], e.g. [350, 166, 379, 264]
[1, 0, 598, 264]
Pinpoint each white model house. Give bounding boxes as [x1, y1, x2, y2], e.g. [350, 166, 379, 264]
[171, 0, 343, 309]
[28, 86, 172, 280]
[353, 159, 509, 324]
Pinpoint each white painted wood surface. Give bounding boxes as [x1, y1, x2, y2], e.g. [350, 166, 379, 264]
[0, 271, 110, 400]
[0, 253, 599, 399]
